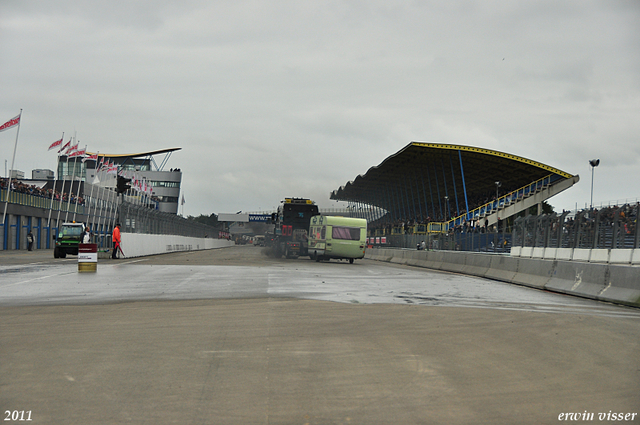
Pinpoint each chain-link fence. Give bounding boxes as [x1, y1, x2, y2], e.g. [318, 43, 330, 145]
[512, 204, 640, 249]
[371, 230, 512, 253]
[118, 201, 218, 238]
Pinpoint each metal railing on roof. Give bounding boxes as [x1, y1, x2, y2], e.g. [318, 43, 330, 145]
[443, 174, 558, 231]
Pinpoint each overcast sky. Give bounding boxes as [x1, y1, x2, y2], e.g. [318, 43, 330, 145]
[2, 1, 639, 216]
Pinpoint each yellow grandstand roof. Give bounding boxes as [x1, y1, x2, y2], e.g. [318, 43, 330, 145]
[331, 142, 576, 219]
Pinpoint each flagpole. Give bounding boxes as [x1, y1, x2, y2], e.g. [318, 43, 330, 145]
[55, 170, 64, 227]
[94, 157, 104, 247]
[102, 160, 115, 246]
[47, 132, 64, 229]
[135, 171, 142, 207]
[2, 109, 22, 228]
[72, 145, 87, 222]
[65, 156, 75, 223]
[110, 167, 120, 234]
[55, 145, 68, 228]
[94, 158, 105, 247]
[65, 135, 78, 222]
[103, 161, 115, 245]
[104, 164, 117, 241]
[84, 150, 98, 230]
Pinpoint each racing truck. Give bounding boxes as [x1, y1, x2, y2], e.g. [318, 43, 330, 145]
[270, 198, 319, 258]
[53, 222, 85, 258]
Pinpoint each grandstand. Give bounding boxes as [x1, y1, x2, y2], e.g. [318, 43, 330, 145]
[330, 142, 580, 234]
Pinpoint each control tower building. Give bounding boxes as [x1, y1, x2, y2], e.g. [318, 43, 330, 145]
[57, 147, 183, 214]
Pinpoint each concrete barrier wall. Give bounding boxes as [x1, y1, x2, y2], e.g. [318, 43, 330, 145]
[119, 233, 234, 258]
[511, 246, 640, 265]
[365, 248, 640, 308]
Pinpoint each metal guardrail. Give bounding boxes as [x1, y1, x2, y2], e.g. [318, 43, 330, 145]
[512, 204, 640, 250]
[118, 201, 219, 238]
[443, 173, 558, 231]
[1, 187, 84, 214]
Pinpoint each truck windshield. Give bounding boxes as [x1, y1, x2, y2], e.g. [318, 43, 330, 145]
[61, 226, 83, 236]
[332, 226, 361, 240]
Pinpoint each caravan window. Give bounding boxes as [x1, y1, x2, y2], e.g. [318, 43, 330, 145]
[331, 226, 361, 240]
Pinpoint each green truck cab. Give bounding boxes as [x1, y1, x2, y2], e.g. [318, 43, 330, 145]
[53, 222, 85, 258]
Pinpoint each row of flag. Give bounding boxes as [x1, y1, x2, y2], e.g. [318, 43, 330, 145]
[47, 137, 96, 161]
[2, 112, 155, 198]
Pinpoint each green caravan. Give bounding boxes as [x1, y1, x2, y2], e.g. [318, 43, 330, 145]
[308, 216, 367, 263]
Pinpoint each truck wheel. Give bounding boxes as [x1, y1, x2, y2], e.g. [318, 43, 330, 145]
[53, 247, 59, 258]
[60, 251, 67, 259]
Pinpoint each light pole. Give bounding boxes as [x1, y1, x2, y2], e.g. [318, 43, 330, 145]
[444, 196, 450, 220]
[589, 159, 600, 209]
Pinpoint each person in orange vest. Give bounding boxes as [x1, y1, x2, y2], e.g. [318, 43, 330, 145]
[112, 223, 121, 259]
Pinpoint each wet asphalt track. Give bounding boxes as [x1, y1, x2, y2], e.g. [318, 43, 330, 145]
[1, 246, 639, 424]
[1, 246, 639, 318]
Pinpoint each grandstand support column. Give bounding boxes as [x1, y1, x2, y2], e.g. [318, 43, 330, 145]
[449, 153, 460, 217]
[383, 183, 394, 224]
[556, 211, 570, 248]
[424, 166, 436, 221]
[384, 184, 392, 221]
[402, 179, 411, 221]
[419, 169, 430, 221]
[432, 164, 443, 220]
[393, 181, 405, 221]
[612, 209, 621, 249]
[389, 182, 399, 224]
[413, 170, 423, 220]
[440, 157, 450, 216]
[405, 174, 417, 220]
[372, 191, 381, 222]
[458, 150, 470, 221]
[593, 209, 604, 249]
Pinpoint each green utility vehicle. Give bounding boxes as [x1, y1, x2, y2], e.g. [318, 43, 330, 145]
[53, 222, 85, 258]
